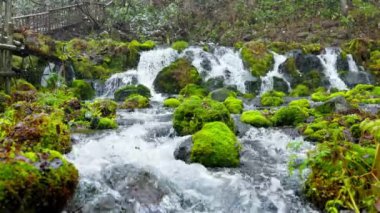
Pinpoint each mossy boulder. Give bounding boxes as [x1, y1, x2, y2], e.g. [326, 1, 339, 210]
[179, 84, 208, 98]
[290, 84, 311, 97]
[163, 98, 181, 108]
[289, 99, 310, 109]
[90, 99, 118, 118]
[11, 79, 37, 102]
[172, 41, 189, 52]
[316, 96, 354, 114]
[114, 84, 151, 101]
[5, 112, 72, 153]
[153, 58, 202, 94]
[271, 106, 308, 126]
[241, 41, 274, 77]
[0, 92, 11, 113]
[240, 110, 272, 127]
[191, 122, 240, 167]
[0, 149, 78, 213]
[121, 94, 150, 109]
[173, 97, 235, 136]
[224, 96, 243, 114]
[90, 117, 118, 130]
[71, 80, 95, 100]
[260, 90, 285, 107]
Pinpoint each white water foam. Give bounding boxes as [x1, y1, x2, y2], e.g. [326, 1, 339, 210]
[347, 54, 359, 73]
[318, 48, 348, 90]
[260, 52, 289, 94]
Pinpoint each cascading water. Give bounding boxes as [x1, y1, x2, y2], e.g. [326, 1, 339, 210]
[102, 70, 138, 97]
[318, 48, 348, 90]
[347, 54, 359, 73]
[260, 52, 289, 94]
[65, 106, 317, 212]
[182, 46, 253, 93]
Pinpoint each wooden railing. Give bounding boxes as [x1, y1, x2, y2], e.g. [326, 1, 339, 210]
[12, 2, 108, 33]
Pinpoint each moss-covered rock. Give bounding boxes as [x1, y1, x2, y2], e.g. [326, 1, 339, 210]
[179, 84, 208, 97]
[90, 99, 118, 118]
[0, 149, 78, 213]
[121, 94, 150, 109]
[71, 80, 95, 100]
[11, 79, 37, 103]
[240, 110, 272, 127]
[0, 92, 11, 113]
[172, 41, 189, 52]
[163, 98, 181, 108]
[154, 58, 202, 94]
[241, 41, 274, 77]
[260, 90, 285, 107]
[173, 97, 235, 136]
[5, 112, 71, 153]
[191, 122, 240, 167]
[90, 117, 118, 130]
[290, 84, 311, 97]
[289, 99, 310, 109]
[114, 84, 151, 102]
[209, 88, 236, 102]
[272, 106, 308, 126]
[316, 96, 353, 114]
[224, 96, 243, 114]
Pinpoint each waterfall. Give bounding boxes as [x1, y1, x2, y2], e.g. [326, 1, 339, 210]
[102, 70, 138, 97]
[260, 52, 289, 94]
[183, 46, 253, 93]
[347, 54, 359, 73]
[318, 48, 348, 90]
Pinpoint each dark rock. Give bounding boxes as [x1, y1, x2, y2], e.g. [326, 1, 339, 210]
[316, 96, 354, 114]
[244, 78, 261, 95]
[174, 137, 193, 163]
[273, 77, 289, 93]
[336, 55, 349, 72]
[210, 88, 234, 102]
[201, 57, 212, 71]
[294, 54, 324, 74]
[340, 71, 371, 88]
[203, 76, 225, 91]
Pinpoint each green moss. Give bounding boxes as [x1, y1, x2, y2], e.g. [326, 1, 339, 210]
[289, 99, 310, 109]
[172, 41, 189, 52]
[179, 84, 208, 97]
[271, 106, 308, 126]
[90, 99, 118, 118]
[191, 122, 240, 167]
[95, 117, 118, 130]
[373, 86, 380, 96]
[71, 80, 95, 100]
[163, 98, 181, 108]
[173, 98, 235, 136]
[114, 84, 151, 101]
[139, 40, 156, 50]
[260, 90, 285, 107]
[11, 79, 37, 103]
[290, 84, 311, 97]
[241, 110, 272, 127]
[154, 58, 201, 94]
[224, 96, 243, 114]
[0, 149, 78, 212]
[0, 92, 11, 113]
[302, 43, 322, 54]
[121, 94, 150, 109]
[241, 41, 274, 77]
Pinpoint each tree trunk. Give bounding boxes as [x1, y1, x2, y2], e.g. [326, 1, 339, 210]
[340, 0, 349, 16]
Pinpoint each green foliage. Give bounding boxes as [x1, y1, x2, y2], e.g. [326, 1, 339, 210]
[139, 40, 156, 50]
[172, 41, 189, 52]
[289, 99, 310, 109]
[36, 89, 75, 108]
[71, 80, 95, 100]
[94, 117, 118, 130]
[114, 84, 151, 101]
[290, 84, 311, 97]
[163, 98, 181, 108]
[240, 110, 272, 127]
[260, 90, 285, 107]
[90, 99, 118, 118]
[223, 96, 243, 114]
[0, 92, 11, 113]
[173, 97, 235, 136]
[154, 58, 202, 94]
[191, 122, 240, 167]
[121, 94, 150, 109]
[272, 106, 308, 126]
[241, 41, 274, 77]
[0, 149, 78, 212]
[179, 84, 208, 97]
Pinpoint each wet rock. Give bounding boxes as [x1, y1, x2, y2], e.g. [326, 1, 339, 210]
[295, 54, 324, 74]
[210, 88, 235, 102]
[273, 77, 289, 93]
[244, 78, 261, 94]
[201, 57, 212, 71]
[340, 71, 371, 87]
[316, 96, 354, 114]
[336, 54, 349, 71]
[203, 76, 225, 91]
[174, 137, 193, 163]
[233, 115, 251, 137]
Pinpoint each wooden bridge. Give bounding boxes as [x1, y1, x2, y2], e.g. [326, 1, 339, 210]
[0, 1, 112, 93]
